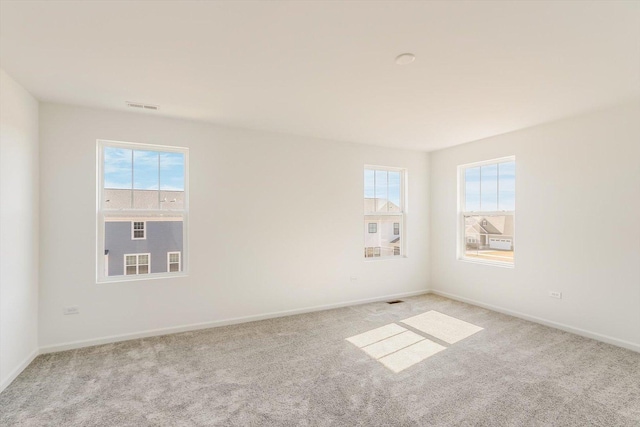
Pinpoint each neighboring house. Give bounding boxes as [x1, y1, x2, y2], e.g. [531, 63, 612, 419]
[364, 198, 401, 257]
[465, 215, 514, 251]
[104, 189, 184, 276]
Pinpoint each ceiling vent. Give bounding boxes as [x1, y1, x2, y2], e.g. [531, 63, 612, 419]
[126, 102, 159, 111]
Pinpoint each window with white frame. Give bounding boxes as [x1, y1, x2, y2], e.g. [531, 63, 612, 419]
[459, 156, 515, 265]
[132, 221, 146, 239]
[364, 166, 405, 258]
[98, 140, 188, 281]
[167, 252, 181, 272]
[124, 253, 150, 275]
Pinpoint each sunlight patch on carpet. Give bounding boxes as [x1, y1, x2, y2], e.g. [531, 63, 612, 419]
[346, 323, 407, 348]
[400, 310, 483, 344]
[378, 339, 446, 373]
[346, 324, 446, 373]
[361, 330, 424, 359]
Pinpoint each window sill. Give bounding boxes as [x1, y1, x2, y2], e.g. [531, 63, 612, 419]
[364, 256, 407, 262]
[97, 272, 188, 284]
[458, 257, 514, 269]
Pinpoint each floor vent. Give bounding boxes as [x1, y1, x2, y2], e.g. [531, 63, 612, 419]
[126, 101, 159, 110]
[387, 300, 404, 304]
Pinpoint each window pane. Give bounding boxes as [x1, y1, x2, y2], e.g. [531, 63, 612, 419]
[104, 147, 132, 190]
[364, 169, 375, 212]
[160, 153, 185, 210]
[375, 170, 388, 212]
[160, 153, 184, 191]
[498, 161, 515, 211]
[388, 171, 401, 212]
[133, 151, 160, 209]
[465, 167, 480, 211]
[169, 263, 179, 272]
[169, 253, 179, 263]
[138, 265, 149, 274]
[480, 164, 498, 211]
[105, 216, 183, 277]
[104, 147, 133, 209]
[364, 215, 402, 257]
[133, 151, 159, 190]
[126, 266, 137, 275]
[463, 214, 514, 264]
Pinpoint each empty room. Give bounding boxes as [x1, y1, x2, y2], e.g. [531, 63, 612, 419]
[1, 1, 639, 425]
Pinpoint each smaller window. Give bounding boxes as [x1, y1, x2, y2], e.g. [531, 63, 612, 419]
[393, 222, 400, 235]
[132, 221, 146, 240]
[368, 223, 377, 233]
[124, 253, 150, 275]
[393, 247, 400, 256]
[167, 252, 181, 272]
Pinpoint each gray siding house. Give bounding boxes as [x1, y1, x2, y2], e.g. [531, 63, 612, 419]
[105, 220, 183, 276]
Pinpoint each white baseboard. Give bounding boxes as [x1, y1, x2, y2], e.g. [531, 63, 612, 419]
[429, 289, 640, 353]
[0, 349, 39, 394]
[10, 287, 636, 392]
[39, 289, 429, 354]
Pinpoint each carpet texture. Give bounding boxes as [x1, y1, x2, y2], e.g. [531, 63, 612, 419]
[1, 294, 639, 426]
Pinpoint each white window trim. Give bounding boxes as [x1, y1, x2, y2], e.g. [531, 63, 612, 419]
[131, 221, 146, 240]
[457, 156, 515, 268]
[167, 251, 181, 273]
[97, 139, 189, 283]
[124, 253, 151, 275]
[364, 165, 407, 261]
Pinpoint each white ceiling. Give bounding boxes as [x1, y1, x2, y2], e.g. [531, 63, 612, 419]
[1, 1, 638, 151]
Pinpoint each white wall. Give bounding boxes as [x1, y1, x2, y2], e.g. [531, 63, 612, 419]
[430, 102, 640, 350]
[0, 69, 39, 390]
[38, 103, 430, 350]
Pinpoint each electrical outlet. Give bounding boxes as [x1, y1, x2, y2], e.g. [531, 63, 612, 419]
[63, 306, 79, 315]
[548, 291, 562, 299]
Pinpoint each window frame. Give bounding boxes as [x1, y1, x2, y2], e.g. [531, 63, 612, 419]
[364, 165, 407, 260]
[458, 156, 515, 268]
[124, 253, 151, 275]
[167, 251, 181, 273]
[97, 139, 189, 283]
[131, 221, 146, 240]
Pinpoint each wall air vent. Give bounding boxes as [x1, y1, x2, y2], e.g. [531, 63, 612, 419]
[126, 102, 159, 111]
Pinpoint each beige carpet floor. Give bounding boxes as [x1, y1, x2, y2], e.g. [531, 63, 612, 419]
[1, 294, 639, 426]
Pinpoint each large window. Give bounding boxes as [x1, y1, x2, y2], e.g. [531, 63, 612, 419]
[459, 157, 515, 266]
[364, 166, 405, 259]
[97, 140, 188, 282]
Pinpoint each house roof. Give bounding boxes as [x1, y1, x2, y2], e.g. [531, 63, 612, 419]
[465, 215, 514, 236]
[104, 188, 184, 210]
[364, 198, 400, 213]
